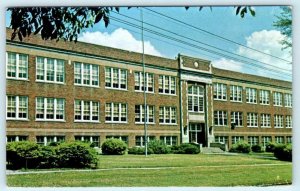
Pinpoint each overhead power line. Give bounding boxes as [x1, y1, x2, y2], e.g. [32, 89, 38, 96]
[110, 12, 291, 73]
[110, 16, 291, 77]
[144, 8, 292, 64]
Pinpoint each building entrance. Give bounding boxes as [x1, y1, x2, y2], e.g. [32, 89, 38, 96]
[189, 123, 206, 145]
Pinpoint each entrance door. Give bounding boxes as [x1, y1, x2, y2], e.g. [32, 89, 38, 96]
[189, 123, 205, 145]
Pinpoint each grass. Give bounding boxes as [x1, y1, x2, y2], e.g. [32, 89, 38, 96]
[7, 154, 292, 187]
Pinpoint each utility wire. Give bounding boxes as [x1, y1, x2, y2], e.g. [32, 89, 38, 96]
[110, 16, 291, 77]
[111, 11, 291, 73]
[144, 8, 292, 64]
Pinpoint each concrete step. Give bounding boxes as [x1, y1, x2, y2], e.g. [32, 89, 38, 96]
[202, 147, 225, 154]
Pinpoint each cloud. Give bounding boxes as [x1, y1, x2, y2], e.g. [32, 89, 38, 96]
[212, 30, 292, 80]
[78, 28, 163, 57]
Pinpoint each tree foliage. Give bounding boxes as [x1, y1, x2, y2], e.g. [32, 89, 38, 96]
[273, 6, 292, 50]
[8, 6, 254, 42]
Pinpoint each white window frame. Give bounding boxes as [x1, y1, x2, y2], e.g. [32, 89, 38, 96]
[105, 67, 127, 90]
[231, 136, 244, 145]
[6, 52, 28, 80]
[135, 105, 155, 124]
[262, 136, 272, 147]
[214, 111, 228, 126]
[286, 136, 292, 144]
[160, 136, 177, 146]
[213, 83, 227, 101]
[36, 56, 65, 84]
[188, 85, 204, 113]
[6, 95, 28, 120]
[36, 136, 65, 146]
[158, 75, 176, 95]
[74, 62, 99, 87]
[135, 136, 155, 147]
[273, 92, 283, 106]
[284, 94, 292, 107]
[215, 136, 228, 144]
[105, 103, 127, 123]
[106, 136, 128, 144]
[285, 115, 292, 128]
[247, 113, 258, 127]
[75, 136, 100, 147]
[134, 72, 154, 93]
[274, 115, 283, 128]
[275, 136, 284, 144]
[259, 90, 270, 105]
[231, 111, 243, 127]
[246, 88, 257, 104]
[230, 85, 242, 102]
[74, 100, 100, 122]
[6, 135, 28, 143]
[260, 114, 271, 128]
[248, 136, 259, 146]
[35, 97, 65, 121]
[159, 106, 177, 125]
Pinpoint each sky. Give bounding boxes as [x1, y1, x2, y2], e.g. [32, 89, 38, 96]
[78, 6, 292, 81]
[6, 6, 292, 81]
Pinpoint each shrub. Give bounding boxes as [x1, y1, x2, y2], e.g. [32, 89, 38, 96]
[6, 141, 42, 169]
[265, 142, 277, 152]
[101, 138, 127, 155]
[172, 143, 200, 154]
[128, 147, 154, 155]
[56, 142, 98, 168]
[229, 141, 251, 153]
[38, 146, 58, 168]
[148, 140, 171, 154]
[273, 144, 292, 161]
[251, 144, 263, 153]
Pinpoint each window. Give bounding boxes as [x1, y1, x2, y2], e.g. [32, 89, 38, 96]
[246, 88, 257, 104]
[106, 136, 128, 145]
[231, 136, 244, 145]
[286, 115, 292, 128]
[135, 136, 155, 147]
[188, 85, 204, 112]
[6, 135, 28, 142]
[74, 100, 99, 122]
[248, 136, 259, 146]
[215, 136, 228, 144]
[260, 114, 271, 128]
[105, 67, 127, 90]
[105, 103, 127, 122]
[231, 112, 243, 127]
[275, 136, 284, 144]
[159, 107, 177, 124]
[284, 94, 292, 107]
[134, 72, 154, 92]
[214, 111, 227, 126]
[36, 56, 65, 83]
[74, 62, 98, 86]
[158, 75, 176, 95]
[213, 83, 227, 100]
[286, 136, 292, 144]
[274, 115, 283, 128]
[273, 92, 282, 106]
[230, 85, 242, 102]
[247, 113, 258, 127]
[135, 105, 155, 123]
[262, 136, 272, 147]
[160, 136, 177, 146]
[36, 136, 65, 146]
[259, 90, 270, 105]
[75, 136, 100, 147]
[36, 97, 65, 121]
[6, 95, 28, 120]
[6, 52, 28, 80]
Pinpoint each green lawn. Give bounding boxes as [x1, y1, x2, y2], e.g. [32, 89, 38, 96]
[7, 154, 292, 187]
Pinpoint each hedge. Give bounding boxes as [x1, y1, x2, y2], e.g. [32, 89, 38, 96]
[229, 141, 251, 153]
[273, 144, 292, 161]
[101, 138, 127, 155]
